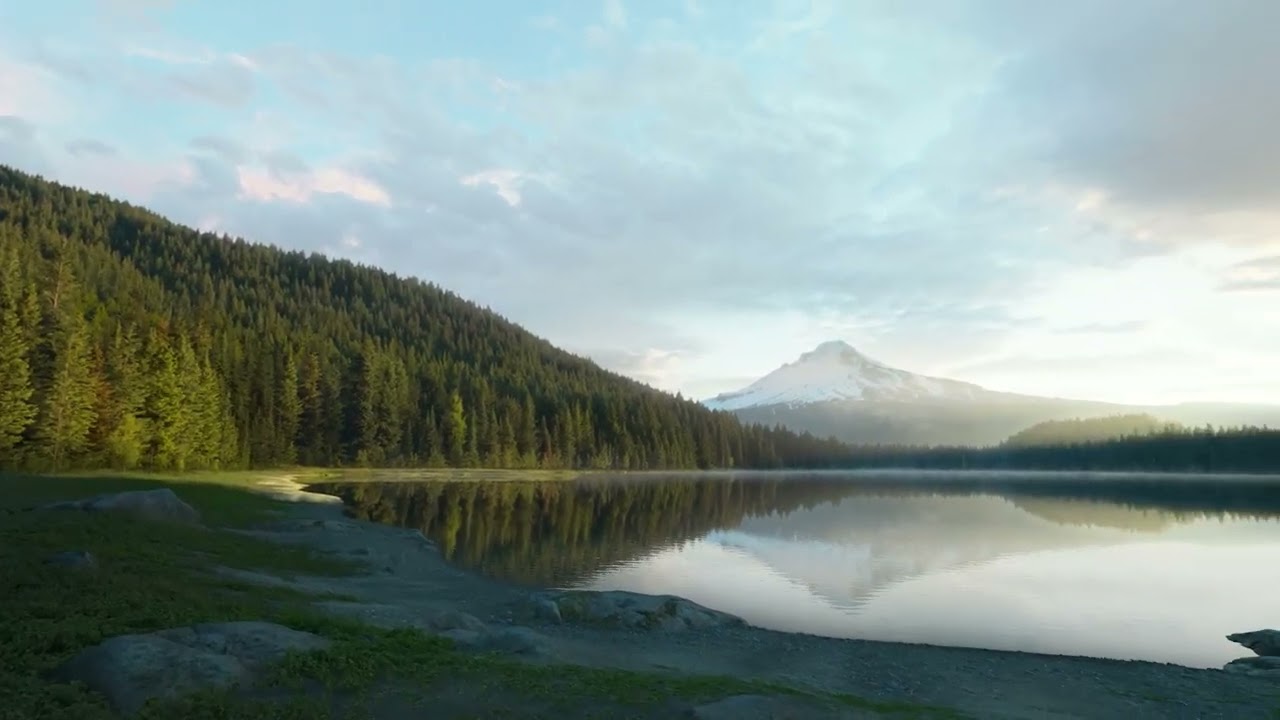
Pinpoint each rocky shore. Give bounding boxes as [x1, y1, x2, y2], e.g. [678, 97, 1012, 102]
[42, 480, 1280, 719]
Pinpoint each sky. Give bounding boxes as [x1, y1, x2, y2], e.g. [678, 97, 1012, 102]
[2, 0, 1279, 406]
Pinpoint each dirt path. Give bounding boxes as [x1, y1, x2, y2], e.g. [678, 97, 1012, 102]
[232, 477, 1279, 720]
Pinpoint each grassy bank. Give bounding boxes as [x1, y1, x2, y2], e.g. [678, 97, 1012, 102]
[0, 472, 963, 719]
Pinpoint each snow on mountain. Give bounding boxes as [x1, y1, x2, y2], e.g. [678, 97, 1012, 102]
[703, 340, 989, 411]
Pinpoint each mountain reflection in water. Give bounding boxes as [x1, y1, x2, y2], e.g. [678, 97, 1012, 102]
[311, 471, 1280, 667]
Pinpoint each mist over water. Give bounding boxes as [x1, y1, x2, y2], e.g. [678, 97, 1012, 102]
[314, 471, 1280, 668]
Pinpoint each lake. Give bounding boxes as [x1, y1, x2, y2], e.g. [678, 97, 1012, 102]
[310, 470, 1280, 668]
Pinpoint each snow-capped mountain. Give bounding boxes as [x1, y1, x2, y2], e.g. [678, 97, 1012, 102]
[702, 340, 1280, 447]
[704, 340, 989, 411]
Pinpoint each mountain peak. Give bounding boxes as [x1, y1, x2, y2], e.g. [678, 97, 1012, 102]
[811, 339, 855, 353]
[807, 339, 857, 356]
[801, 340, 879, 365]
[703, 342, 989, 411]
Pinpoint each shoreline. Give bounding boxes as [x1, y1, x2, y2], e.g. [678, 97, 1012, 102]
[235, 475, 1279, 720]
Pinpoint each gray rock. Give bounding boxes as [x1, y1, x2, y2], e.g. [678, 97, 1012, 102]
[550, 590, 745, 632]
[532, 596, 562, 624]
[154, 621, 331, 666]
[1228, 629, 1280, 657]
[1223, 656, 1280, 677]
[483, 626, 551, 656]
[44, 489, 200, 524]
[438, 622, 550, 657]
[52, 621, 329, 715]
[439, 628, 486, 648]
[47, 550, 97, 570]
[427, 609, 488, 634]
[688, 694, 875, 719]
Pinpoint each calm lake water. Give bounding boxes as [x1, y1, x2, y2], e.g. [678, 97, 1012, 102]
[312, 471, 1280, 668]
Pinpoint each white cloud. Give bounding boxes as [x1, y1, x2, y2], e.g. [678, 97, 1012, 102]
[460, 169, 524, 207]
[0, 57, 66, 120]
[604, 0, 627, 30]
[236, 165, 392, 207]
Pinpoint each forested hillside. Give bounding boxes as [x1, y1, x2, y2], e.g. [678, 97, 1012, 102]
[0, 165, 847, 472]
[841, 425, 1280, 473]
[1003, 414, 1182, 447]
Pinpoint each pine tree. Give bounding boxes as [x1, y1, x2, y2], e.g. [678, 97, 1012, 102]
[37, 299, 96, 467]
[445, 391, 467, 466]
[144, 330, 185, 470]
[100, 325, 146, 469]
[0, 253, 36, 455]
[297, 351, 324, 464]
[277, 353, 301, 465]
[422, 411, 445, 467]
[351, 345, 380, 465]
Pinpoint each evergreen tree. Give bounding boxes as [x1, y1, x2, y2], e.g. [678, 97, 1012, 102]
[34, 271, 96, 468]
[100, 326, 147, 469]
[445, 391, 467, 466]
[144, 330, 186, 470]
[278, 353, 301, 465]
[0, 247, 36, 455]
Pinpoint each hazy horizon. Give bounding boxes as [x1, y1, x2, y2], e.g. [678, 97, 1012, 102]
[3, 0, 1278, 405]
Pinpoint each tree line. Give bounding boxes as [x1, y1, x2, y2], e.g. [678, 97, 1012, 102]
[840, 424, 1280, 473]
[0, 165, 849, 472]
[1002, 413, 1183, 448]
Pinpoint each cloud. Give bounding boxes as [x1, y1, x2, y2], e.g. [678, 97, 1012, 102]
[1219, 279, 1280, 293]
[154, 51, 257, 107]
[1218, 254, 1280, 293]
[588, 347, 684, 392]
[1057, 320, 1147, 335]
[236, 165, 392, 207]
[935, 0, 1280, 249]
[65, 138, 118, 157]
[0, 115, 37, 142]
[190, 135, 248, 163]
[0, 56, 65, 120]
[0, 115, 48, 174]
[460, 169, 524, 207]
[604, 0, 627, 29]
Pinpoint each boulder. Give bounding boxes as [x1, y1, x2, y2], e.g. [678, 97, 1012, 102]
[44, 489, 200, 524]
[52, 621, 329, 715]
[439, 628, 487, 648]
[546, 590, 745, 632]
[1223, 656, 1280, 678]
[419, 607, 549, 656]
[531, 596, 562, 624]
[431, 613, 550, 657]
[47, 550, 97, 570]
[1227, 629, 1280, 657]
[426, 609, 488, 634]
[483, 626, 551, 656]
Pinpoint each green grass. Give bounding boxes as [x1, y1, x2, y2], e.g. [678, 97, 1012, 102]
[0, 472, 966, 719]
[249, 624, 968, 719]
